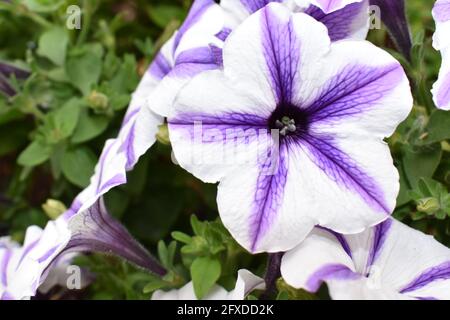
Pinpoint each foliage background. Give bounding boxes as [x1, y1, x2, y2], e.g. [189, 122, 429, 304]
[0, 0, 449, 300]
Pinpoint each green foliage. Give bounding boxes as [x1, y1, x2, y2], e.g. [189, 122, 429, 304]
[0, 0, 449, 300]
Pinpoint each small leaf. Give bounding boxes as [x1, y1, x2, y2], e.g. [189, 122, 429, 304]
[66, 49, 102, 95]
[54, 98, 82, 139]
[72, 111, 109, 144]
[37, 27, 68, 66]
[425, 110, 450, 143]
[403, 144, 442, 188]
[171, 231, 192, 244]
[61, 146, 97, 187]
[17, 141, 52, 167]
[190, 257, 221, 300]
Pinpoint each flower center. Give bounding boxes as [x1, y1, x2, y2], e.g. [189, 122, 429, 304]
[275, 116, 297, 136]
[268, 103, 309, 138]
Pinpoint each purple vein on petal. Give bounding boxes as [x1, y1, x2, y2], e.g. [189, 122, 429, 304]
[317, 226, 353, 258]
[366, 219, 392, 273]
[261, 6, 300, 104]
[301, 134, 390, 214]
[1, 249, 12, 287]
[304, 2, 366, 41]
[306, 63, 402, 124]
[400, 260, 450, 294]
[241, 0, 282, 14]
[249, 145, 288, 252]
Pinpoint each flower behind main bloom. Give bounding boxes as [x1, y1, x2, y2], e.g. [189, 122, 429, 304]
[165, 3, 413, 253]
[432, 0, 450, 110]
[281, 218, 450, 300]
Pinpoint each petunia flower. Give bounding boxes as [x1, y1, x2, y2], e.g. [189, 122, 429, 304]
[66, 0, 225, 219]
[164, 3, 412, 253]
[0, 220, 71, 300]
[221, 0, 369, 43]
[280, 218, 450, 300]
[1, 198, 166, 300]
[151, 269, 265, 300]
[432, 0, 450, 110]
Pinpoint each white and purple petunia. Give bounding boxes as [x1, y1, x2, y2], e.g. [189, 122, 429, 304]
[1, 198, 166, 300]
[432, 0, 450, 110]
[164, 3, 413, 253]
[221, 0, 369, 43]
[281, 218, 450, 300]
[0, 219, 70, 300]
[66, 0, 225, 219]
[151, 269, 265, 300]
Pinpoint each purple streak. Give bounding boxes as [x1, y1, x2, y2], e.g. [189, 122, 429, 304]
[400, 261, 450, 294]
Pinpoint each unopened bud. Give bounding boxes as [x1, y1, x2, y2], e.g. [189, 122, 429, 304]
[42, 199, 67, 219]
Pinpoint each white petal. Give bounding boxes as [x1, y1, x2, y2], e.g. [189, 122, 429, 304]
[281, 228, 357, 292]
[432, 47, 450, 111]
[306, 0, 364, 13]
[228, 269, 265, 299]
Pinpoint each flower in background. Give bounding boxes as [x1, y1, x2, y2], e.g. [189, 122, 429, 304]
[0, 61, 29, 97]
[281, 218, 450, 300]
[432, 0, 450, 110]
[0, 220, 70, 300]
[152, 269, 265, 300]
[164, 3, 412, 253]
[1, 198, 166, 300]
[221, 0, 369, 42]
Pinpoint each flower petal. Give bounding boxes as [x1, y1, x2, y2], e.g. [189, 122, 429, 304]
[0, 220, 71, 300]
[282, 219, 450, 300]
[432, 0, 450, 51]
[432, 47, 450, 111]
[370, 0, 411, 60]
[307, 0, 363, 14]
[304, 0, 369, 41]
[148, 0, 224, 118]
[281, 228, 358, 292]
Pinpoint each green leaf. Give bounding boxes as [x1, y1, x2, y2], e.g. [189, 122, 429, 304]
[425, 110, 450, 143]
[403, 144, 442, 188]
[172, 231, 192, 244]
[190, 257, 221, 299]
[66, 49, 102, 95]
[147, 5, 185, 28]
[17, 141, 52, 167]
[61, 146, 97, 187]
[37, 27, 68, 66]
[54, 98, 82, 139]
[72, 111, 109, 144]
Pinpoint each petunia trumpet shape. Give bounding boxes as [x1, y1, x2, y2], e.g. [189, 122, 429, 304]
[432, 0, 450, 110]
[151, 269, 265, 300]
[281, 218, 450, 300]
[369, 0, 412, 60]
[165, 3, 412, 253]
[64, 199, 166, 275]
[1, 198, 166, 300]
[0, 220, 70, 300]
[221, 0, 369, 43]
